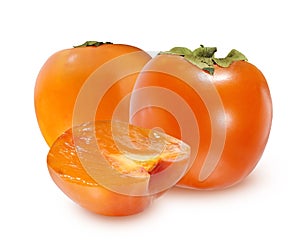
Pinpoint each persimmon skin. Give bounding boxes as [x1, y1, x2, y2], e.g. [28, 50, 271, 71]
[130, 55, 272, 189]
[35, 44, 151, 146]
[48, 167, 153, 216]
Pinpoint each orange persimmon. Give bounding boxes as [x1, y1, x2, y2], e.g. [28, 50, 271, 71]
[47, 120, 191, 216]
[130, 45, 272, 189]
[35, 41, 151, 146]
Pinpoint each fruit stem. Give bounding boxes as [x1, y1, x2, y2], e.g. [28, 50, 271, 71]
[159, 44, 247, 75]
[73, 41, 113, 48]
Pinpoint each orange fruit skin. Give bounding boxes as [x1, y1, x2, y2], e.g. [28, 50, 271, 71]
[35, 43, 151, 146]
[48, 167, 153, 216]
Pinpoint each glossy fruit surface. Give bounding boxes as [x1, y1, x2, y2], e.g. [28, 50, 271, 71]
[35, 41, 151, 146]
[130, 46, 272, 189]
[47, 120, 190, 216]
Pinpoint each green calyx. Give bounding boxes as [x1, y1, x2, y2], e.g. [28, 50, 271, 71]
[159, 45, 247, 75]
[73, 41, 113, 48]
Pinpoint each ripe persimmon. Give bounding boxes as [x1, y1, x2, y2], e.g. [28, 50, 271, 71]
[35, 41, 151, 146]
[47, 120, 191, 216]
[130, 45, 272, 189]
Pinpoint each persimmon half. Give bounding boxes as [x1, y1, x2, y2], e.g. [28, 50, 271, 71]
[35, 41, 151, 146]
[47, 120, 191, 216]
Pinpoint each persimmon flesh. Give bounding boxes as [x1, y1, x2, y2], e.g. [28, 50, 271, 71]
[47, 120, 190, 216]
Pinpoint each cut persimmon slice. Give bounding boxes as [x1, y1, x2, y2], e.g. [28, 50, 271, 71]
[47, 120, 190, 215]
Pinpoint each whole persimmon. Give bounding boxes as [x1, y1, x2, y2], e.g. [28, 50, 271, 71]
[35, 41, 151, 146]
[130, 45, 272, 190]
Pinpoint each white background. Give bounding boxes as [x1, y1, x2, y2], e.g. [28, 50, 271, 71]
[1, 0, 299, 244]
